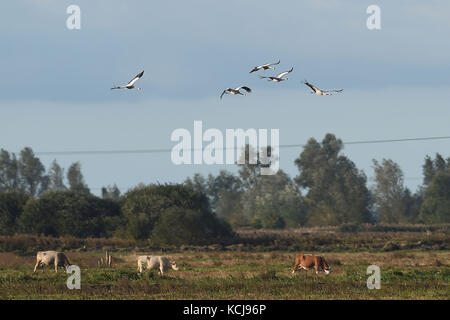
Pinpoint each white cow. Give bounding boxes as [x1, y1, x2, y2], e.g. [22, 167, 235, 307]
[137, 255, 179, 275]
[34, 251, 71, 273]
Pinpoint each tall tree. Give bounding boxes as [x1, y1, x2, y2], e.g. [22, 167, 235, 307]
[240, 170, 307, 228]
[402, 187, 423, 223]
[372, 159, 407, 223]
[17, 147, 49, 196]
[0, 149, 19, 191]
[294, 134, 371, 225]
[67, 162, 90, 194]
[422, 153, 450, 187]
[237, 144, 274, 190]
[419, 171, 450, 224]
[0, 191, 30, 235]
[422, 156, 434, 187]
[101, 184, 121, 201]
[206, 171, 243, 208]
[184, 173, 208, 196]
[48, 160, 66, 191]
[185, 171, 244, 227]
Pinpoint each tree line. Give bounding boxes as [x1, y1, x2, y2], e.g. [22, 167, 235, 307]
[0, 133, 449, 243]
[186, 134, 449, 228]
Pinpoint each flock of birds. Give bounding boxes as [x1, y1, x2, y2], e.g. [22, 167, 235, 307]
[110, 60, 343, 99]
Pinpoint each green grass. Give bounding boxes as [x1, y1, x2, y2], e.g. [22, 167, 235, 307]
[0, 250, 449, 300]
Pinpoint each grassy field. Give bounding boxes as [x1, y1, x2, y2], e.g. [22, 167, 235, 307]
[0, 249, 448, 299]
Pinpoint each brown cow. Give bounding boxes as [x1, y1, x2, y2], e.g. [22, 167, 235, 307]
[292, 253, 331, 275]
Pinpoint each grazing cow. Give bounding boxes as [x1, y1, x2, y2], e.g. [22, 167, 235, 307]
[34, 251, 71, 273]
[292, 253, 331, 275]
[137, 255, 179, 275]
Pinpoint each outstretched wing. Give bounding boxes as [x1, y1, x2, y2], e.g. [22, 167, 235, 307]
[327, 89, 343, 93]
[220, 89, 228, 99]
[276, 67, 293, 78]
[126, 70, 144, 86]
[270, 60, 281, 66]
[304, 81, 319, 93]
[249, 66, 260, 73]
[236, 86, 252, 93]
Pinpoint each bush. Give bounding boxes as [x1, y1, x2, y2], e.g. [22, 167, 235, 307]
[151, 206, 233, 246]
[121, 183, 233, 241]
[18, 191, 123, 238]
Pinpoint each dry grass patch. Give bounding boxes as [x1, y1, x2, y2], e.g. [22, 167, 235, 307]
[0, 252, 34, 266]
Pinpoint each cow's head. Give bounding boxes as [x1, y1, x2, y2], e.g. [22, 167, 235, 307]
[171, 261, 179, 271]
[325, 267, 331, 275]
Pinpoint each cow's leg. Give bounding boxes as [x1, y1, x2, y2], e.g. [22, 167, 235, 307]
[292, 260, 301, 274]
[33, 259, 40, 272]
[159, 267, 164, 276]
[55, 257, 59, 273]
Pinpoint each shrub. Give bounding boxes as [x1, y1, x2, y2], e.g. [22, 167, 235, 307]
[150, 206, 233, 246]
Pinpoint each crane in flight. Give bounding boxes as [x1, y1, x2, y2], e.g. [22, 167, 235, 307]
[304, 80, 343, 95]
[249, 60, 280, 73]
[111, 71, 144, 90]
[259, 67, 294, 82]
[220, 86, 252, 99]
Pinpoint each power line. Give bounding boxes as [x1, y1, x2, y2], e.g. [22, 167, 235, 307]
[89, 176, 425, 192]
[32, 135, 450, 156]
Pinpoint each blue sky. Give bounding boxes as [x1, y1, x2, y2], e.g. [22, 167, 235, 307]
[1, 1, 449, 195]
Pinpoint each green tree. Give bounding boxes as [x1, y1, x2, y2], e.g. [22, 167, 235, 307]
[237, 144, 274, 190]
[419, 171, 450, 224]
[422, 154, 450, 187]
[184, 173, 208, 195]
[151, 206, 233, 245]
[372, 159, 407, 223]
[101, 184, 121, 201]
[402, 187, 423, 223]
[0, 149, 19, 191]
[0, 191, 30, 235]
[240, 170, 306, 228]
[67, 162, 90, 194]
[19, 190, 122, 237]
[294, 134, 370, 226]
[121, 184, 229, 240]
[48, 160, 67, 191]
[206, 171, 243, 205]
[18, 147, 49, 196]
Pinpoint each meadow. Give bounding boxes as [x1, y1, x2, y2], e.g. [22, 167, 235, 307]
[0, 227, 449, 300]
